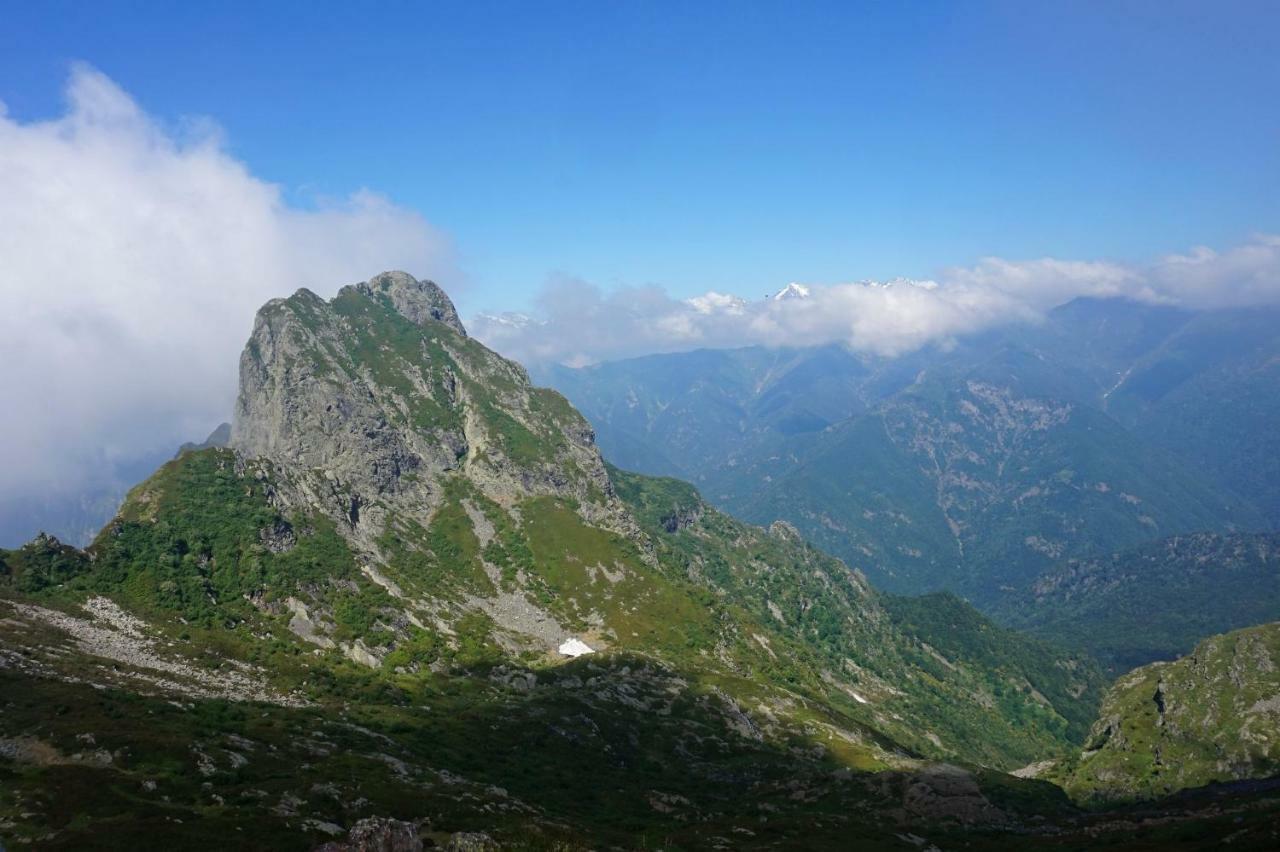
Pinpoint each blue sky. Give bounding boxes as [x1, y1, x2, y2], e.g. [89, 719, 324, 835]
[3, 0, 1278, 314]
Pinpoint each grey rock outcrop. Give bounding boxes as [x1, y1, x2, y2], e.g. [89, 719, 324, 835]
[230, 285, 453, 549]
[229, 269, 633, 575]
[874, 764, 1006, 825]
[356, 270, 468, 337]
[313, 816, 423, 852]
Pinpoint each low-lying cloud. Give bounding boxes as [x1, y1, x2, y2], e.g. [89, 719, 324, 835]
[0, 65, 452, 534]
[472, 236, 1280, 367]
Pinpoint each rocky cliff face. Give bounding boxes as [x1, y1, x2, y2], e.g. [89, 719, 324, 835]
[232, 271, 620, 558]
[356, 270, 468, 336]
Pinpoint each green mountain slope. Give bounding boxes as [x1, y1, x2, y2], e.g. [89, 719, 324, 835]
[0, 438, 1103, 773]
[609, 467, 1105, 762]
[880, 593, 1101, 744]
[1052, 622, 1280, 803]
[996, 533, 1280, 672]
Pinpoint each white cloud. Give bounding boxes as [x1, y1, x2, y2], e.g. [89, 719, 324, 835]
[472, 236, 1280, 367]
[686, 291, 747, 315]
[0, 65, 453, 517]
[1150, 236, 1280, 308]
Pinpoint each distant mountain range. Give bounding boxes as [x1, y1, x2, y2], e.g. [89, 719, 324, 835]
[997, 532, 1280, 673]
[543, 297, 1279, 608]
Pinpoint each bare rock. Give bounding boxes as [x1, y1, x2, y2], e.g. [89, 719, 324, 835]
[442, 833, 499, 851]
[356, 271, 467, 337]
[313, 817, 422, 852]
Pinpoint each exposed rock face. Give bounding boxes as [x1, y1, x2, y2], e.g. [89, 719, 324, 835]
[231, 270, 620, 556]
[661, 503, 702, 533]
[222, 271, 650, 660]
[358, 271, 467, 337]
[231, 284, 459, 512]
[313, 816, 422, 852]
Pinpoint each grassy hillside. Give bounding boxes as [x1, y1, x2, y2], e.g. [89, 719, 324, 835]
[0, 448, 1091, 848]
[610, 466, 1106, 766]
[2, 446, 1105, 771]
[1051, 622, 1280, 804]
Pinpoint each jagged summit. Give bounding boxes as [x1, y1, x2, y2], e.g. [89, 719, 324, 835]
[231, 273, 611, 558]
[353, 270, 467, 336]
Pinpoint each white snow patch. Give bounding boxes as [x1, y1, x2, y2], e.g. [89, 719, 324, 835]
[558, 638, 594, 658]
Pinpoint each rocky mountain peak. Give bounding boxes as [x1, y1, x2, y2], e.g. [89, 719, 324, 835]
[230, 274, 617, 557]
[351, 270, 467, 337]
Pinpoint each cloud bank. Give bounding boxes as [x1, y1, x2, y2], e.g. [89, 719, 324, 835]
[0, 65, 452, 526]
[472, 236, 1280, 367]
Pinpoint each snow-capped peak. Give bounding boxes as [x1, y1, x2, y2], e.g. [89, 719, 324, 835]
[772, 282, 811, 301]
